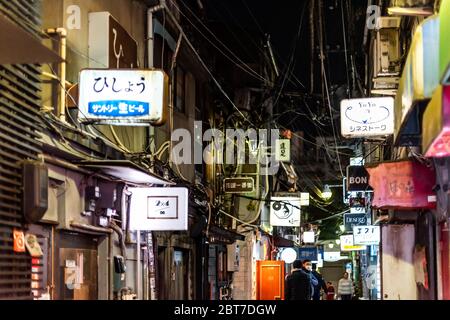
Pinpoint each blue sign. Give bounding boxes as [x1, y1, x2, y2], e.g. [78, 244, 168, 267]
[344, 213, 367, 231]
[88, 100, 149, 117]
[296, 247, 318, 261]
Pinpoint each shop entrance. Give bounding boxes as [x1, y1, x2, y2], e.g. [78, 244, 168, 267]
[55, 231, 98, 300]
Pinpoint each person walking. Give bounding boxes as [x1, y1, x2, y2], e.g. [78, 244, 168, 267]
[285, 260, 312, 300]
[326, 282, 335, 300]
[311, 264, 328, 300]
[337, 272, 354, 300]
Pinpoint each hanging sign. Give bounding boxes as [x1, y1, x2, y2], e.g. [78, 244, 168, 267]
[366, 160, 436, 209]
[300, 192, 310, 206]
[340, 97, 394, 138]
[340, 235, 367, 252]
[346, 165, 371, 191]
[269, 197, 301, 227]
[275, 139, 290, 162]
[353, 226, 380, 245]
[24, 234, 43, 257]
[223, 177, 254, 193]
[78, 69, 168, 126]
[129, 187, 188, 231]
[344, 213, 368, 232]
[88, 12, 138, 68]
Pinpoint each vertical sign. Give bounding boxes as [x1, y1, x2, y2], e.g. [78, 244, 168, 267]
[275, 139, 290, 162]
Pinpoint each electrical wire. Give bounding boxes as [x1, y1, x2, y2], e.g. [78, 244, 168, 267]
[176, 0, 271, 84]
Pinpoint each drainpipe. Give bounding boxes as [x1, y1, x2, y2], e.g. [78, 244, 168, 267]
[147, 4, 164, 156]
[46, 28, 67, 122]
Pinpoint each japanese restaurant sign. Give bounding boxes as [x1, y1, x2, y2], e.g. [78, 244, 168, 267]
[129, 187, 188, 231]
[78, 69, 168, 125]
[366, 160, 436, 209]
[340, 97, 394, 138]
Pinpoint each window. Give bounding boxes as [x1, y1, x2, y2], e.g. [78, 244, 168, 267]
[175, 65, 186, 113]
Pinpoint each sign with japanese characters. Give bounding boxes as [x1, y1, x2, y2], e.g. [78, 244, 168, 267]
[223, 177, 254, 193]
[275, 139, 290, 162]
[78, 69, 168, 125]
[270, 197, 301, 227]
[300, 192, 310, 206]
[129, 187, 188, 230]
[340, 97, 394, 138]
[344, 213, 368, 232]
[340, 234, 367, 252]
[353, 226, 380, 245]
[366, 160, 436, 209]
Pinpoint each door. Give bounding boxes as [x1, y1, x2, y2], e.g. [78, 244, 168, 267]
[55, 231, 98, 300]
[381, 224, 417, 300]
[172, 249, 189, 300]
[256, 260, 285, 300]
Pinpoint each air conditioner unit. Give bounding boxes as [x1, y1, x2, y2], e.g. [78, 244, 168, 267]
[285, 234, 299, 243]
[388, 0, 435, 16]
[371, 17, 402, 95]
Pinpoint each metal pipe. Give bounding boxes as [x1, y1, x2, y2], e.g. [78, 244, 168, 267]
[70, 222, 113, 234]
[46, 28, 67, 122]
[136, 231, 142, 300]
[110, 222, 127, 261]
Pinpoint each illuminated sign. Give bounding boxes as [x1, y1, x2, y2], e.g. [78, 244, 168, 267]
[129, 187, 188, 231]
[340, 97, 394, 137]
[344, 213, 368, 232]
[353, 226, 380, 245]
[78, 69, 168, 125]
[340, 234, 367, 252]
[275, 139, 290, 162]
[270, 197, 301, 227]
[223, 177, 255, 193]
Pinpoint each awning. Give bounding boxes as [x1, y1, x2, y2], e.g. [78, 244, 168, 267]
[206, 225, 245, 244]
[366, 160, 436, 210]
[78, 160, 174, 185]
[393, 15, 440, 146]
[440, 0, 450, 84]
[273, 235, 298, 248]
[0, 14, 62, 64]
[422, 85, 450, 157]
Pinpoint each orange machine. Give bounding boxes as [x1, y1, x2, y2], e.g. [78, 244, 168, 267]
[256, 260, 285, 300]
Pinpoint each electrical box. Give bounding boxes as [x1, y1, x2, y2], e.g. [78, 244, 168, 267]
[23, 161, 48, 223]
[84, 186, 100, 213]
[227, 242, 240, 272]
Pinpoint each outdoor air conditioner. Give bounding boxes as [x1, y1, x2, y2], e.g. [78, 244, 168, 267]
[371, 17, 402, 95]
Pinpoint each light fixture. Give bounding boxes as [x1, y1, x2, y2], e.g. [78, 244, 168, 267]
[321, 184, 332, 200]
[387, 6, 433, 16]
[339, 224, 346, 232]
[280, 247, 297, 264]
[335, 239, 341, 245]
[328, 243, 334, 249]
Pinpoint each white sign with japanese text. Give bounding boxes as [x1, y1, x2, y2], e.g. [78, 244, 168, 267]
[129, 187, 188, 231]
[340, 234, 367, 252]
[340, 97, 394, 138]
[78, 69, 168, 125]
[270, 197, 301, 227]
[353, 226, 380, 245]
[275, 139, 290, 162]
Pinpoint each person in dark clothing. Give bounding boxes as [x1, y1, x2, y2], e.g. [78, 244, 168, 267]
[302, 260, 318, 297]
[285, 260, 312, 300]
[312, 264, 328, 300]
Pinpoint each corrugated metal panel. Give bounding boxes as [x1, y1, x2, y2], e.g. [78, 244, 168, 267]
[0, 0, 42, 300]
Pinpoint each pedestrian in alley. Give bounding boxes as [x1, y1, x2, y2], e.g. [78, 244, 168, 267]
[337, 272, 354, 300]
[311, 264, 328, 300]
[302, 259, 319, 298]
[285, 260, 312, 300]
[326, 282, 335, 300]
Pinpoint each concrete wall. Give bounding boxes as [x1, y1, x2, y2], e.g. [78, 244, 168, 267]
[42, 0, 148, 153]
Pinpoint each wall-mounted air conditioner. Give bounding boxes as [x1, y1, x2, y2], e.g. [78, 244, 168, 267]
[371, 17, 402, 95]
